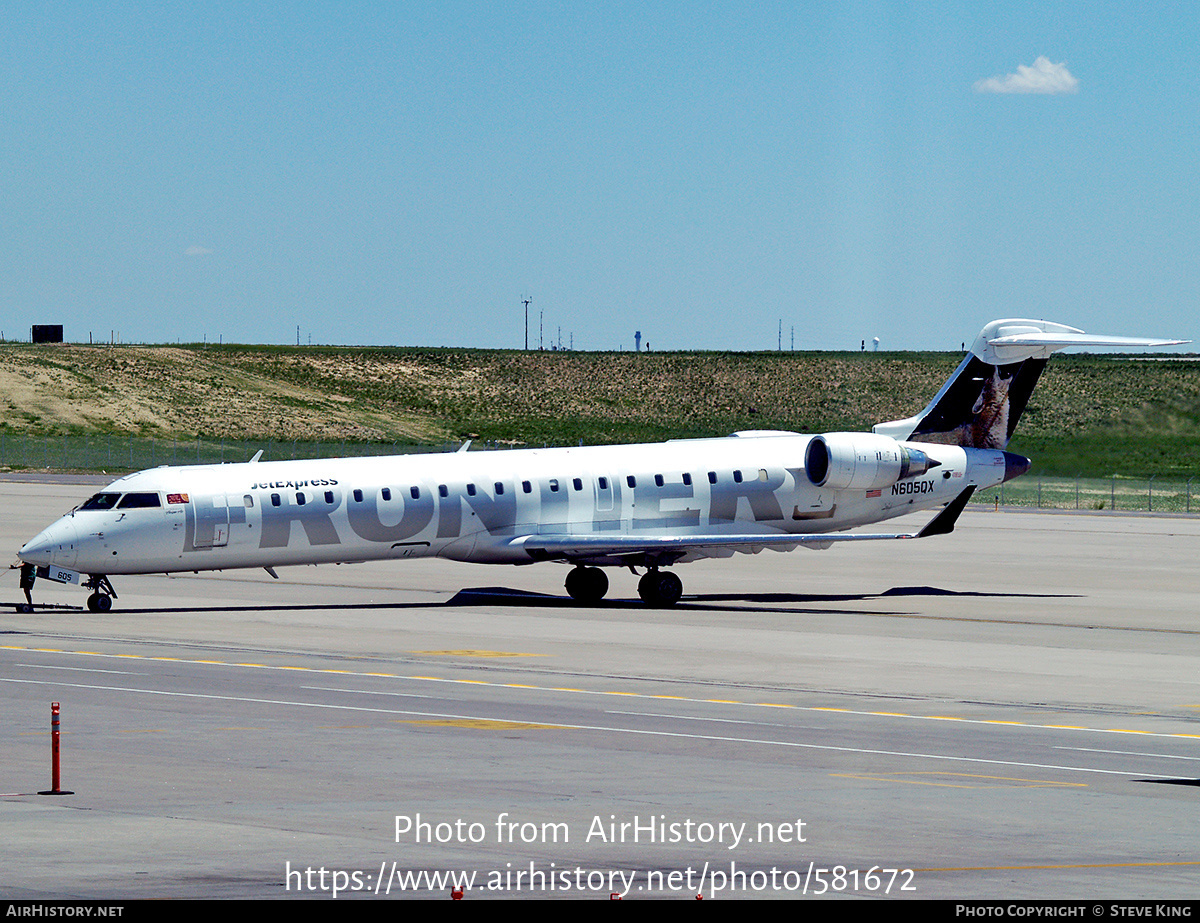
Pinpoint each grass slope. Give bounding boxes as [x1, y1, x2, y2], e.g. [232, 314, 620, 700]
[0, 343, 1197, 477]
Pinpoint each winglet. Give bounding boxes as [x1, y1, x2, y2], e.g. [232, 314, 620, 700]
[917, 486, 976, 538]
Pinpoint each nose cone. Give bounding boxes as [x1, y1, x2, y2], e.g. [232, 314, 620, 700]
[19, 519, 78, 569]
[1002, 451, 1032, 483]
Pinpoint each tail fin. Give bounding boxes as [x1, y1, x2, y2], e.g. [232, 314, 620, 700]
[873, 319, 1187, 450]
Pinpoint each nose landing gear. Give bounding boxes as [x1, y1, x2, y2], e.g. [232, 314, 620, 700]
[83, 575, 117, 613]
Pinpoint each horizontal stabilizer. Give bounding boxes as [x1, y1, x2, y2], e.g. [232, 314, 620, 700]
[983, 328, 1187, 364]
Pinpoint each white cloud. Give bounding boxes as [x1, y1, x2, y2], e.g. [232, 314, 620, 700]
[185, 245, 213, 257]
[973, 56, 1079, 95]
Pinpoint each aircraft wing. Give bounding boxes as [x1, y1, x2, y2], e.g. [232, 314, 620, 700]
[513, 487, 975, 565]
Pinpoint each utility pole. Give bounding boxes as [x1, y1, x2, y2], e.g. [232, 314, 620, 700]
[523, 297, 531, 350]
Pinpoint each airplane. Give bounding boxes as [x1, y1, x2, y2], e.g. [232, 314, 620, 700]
[12, 318, 1187, 613]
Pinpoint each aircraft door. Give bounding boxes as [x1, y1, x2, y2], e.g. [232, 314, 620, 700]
[189, 494, 231, 549]
[592, 473, 621, 532]
[595, 475, 614, 512]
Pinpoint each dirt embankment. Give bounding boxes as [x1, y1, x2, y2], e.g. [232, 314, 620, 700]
[2, 344, 1198, 472]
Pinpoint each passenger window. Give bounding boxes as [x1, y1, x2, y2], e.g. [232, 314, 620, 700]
[438, 484, 448, 498]
[682, 473, 692, 486]
[325, 491, 334, 504]
[381, 488, 392, 501]
[495, 482, 505, 495]
[572, 478, 582, 491]
[244, 495, 254, 508]
[467, 483, 477, 496]
[598, 477, 608, 490]
[733, 470, 743, 483]
[708, 472, 717, 484]
[271, 493, 281, 507]
[758, 468, 769, 482]
[654, 474, 664, 487]
[627, 476, 637, 488]
[549, 479, 559, 492]
[353, 489, 363, 503]
[411, 486, 420, 500]
[296, 492, 306, 506]
[522, 480, 532, 494]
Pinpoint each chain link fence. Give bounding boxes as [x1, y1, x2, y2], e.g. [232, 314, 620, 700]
[972, 475, 1199, 513]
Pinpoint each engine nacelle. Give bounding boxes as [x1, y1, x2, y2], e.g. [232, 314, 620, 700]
[805, 433, 938, 490]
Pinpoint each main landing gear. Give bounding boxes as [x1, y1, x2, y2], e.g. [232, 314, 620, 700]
[565, 566, 609, 604]
[563, 565, 683, 608]
[637, 569, 683, 608]
[83, 575, 117, 613]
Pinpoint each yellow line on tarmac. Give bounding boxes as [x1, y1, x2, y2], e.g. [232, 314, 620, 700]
[6, 644, 1200, 741]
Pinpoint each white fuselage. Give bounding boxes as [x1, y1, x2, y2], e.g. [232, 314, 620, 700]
[18, 433, 1009, 578]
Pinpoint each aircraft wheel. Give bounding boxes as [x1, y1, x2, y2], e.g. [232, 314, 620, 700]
[637, 570, 683, 608]
[86, 593, 112, 613]
[565, 566, 609, 603]
[16, 603, 33, 614]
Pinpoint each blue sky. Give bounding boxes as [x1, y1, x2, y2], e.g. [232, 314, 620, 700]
[2, 2, 1197, 351]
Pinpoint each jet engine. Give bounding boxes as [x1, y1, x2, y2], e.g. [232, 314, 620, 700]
[805, 433, 938, 490]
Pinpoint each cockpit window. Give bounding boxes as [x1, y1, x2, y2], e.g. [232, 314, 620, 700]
[117, 492, 162, 509]
[80, 492, 121, 511]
